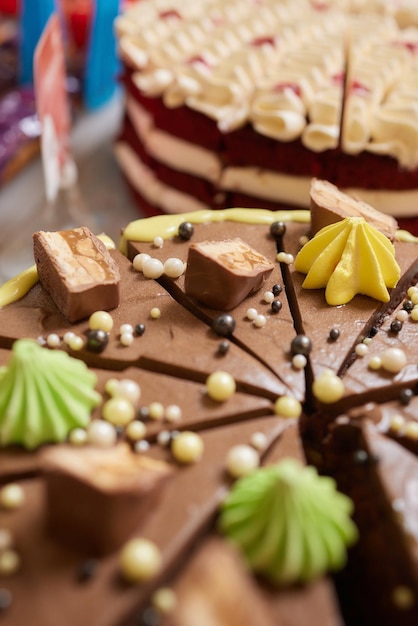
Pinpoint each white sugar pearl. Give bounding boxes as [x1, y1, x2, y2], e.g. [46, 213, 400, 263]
[226, 444, 259, 478]
[142, 258, 164, 279]
[46, 333, 60, 348]
[396, 310, 409, 322]
[87, 420, 117, 447]
[157, 430, 172, 447]
[68, 428, 88, 446]
[120, 538, 162, 583]
[89, 311, 114, 333]
[263, 291, 275, 304]
[120, 332, 134, 347]
[119, 323, 133, 335]
[254, 314, 267, 328]
[165, 405, 182, 423]
[292, 354, 307, 369]
[276, 252, 293, 264]
[102, 397, 135, 426]
[150, 307, 161, 319]
[134, 439, 150, 453]
[126, 420, 147, 441]
[113, 379, 141, 405]
[164, 258, 185, 278]
[381, 348, 407, 373]
[153, 236, 164, 248]
[0, 484, 25, 510]
[152, 588, 177, 614]
[171, 431, 204, 463]
[133, 253, 151, 272]
[0, 549, 20, 575]
[63, 331, 76, 345]
[246, 308, 258, 320]
[355, 343, 369, 357]
[249, 431, 268, 451]
[368, 355, 382, 370]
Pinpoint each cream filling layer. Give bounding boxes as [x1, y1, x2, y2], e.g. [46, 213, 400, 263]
[117, 129, 418, 219]
[126, 96, 222, 183]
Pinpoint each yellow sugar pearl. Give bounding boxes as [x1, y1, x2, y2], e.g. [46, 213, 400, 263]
[149, 402, 165, 420]
[368, 355, 382, 370]
[411, 291, 418, 305]
[68, 335, 84, 351]
[102, 397, 135, 426]
[0, 529, 13, 552]
[150, 307, 161, 319]
[133, 253, 151, 272]
[89, 311, 114, 333]
[355, 343, 368, 357]
[171, 431, 204, 464]
[152, 587, 177, 614]
[0, 549, 20, 575]
[226, 444, 259, 478]
[407, 286, 418, 299]
[404, 422, 418, 440]
[113, 379, 141, 405]
[126, 420, 147, 442]
[389, 415, 405, 433]
[312, 370, 345, 404]
[164, 258, 185, 278]
[274, 395, 302, 419]
[142, 258, 164, 279]
[392, 585, 415, 610]
[0, 484, 25, 510]
[120, 538, 162, 583]
[206, 371, 236, 402]
[105, 378, 120, 396]
[396, 310, 409, 322]
[381, 348, 407, 374]
[69, 428, 88, 446]
[411, 307, 418, 322]
[165, 405, 182, 423]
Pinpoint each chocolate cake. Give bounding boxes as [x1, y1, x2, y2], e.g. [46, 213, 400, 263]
[2, 191, 418, 625]
[114, 0, 418, 232]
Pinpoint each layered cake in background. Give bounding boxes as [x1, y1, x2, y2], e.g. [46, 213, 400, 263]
[115, 0, 418, 233]
[2, 182, 418, 624]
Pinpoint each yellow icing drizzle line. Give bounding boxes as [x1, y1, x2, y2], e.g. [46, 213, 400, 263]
[0, 233, 116, 307]
[396, 229, 418, 244]
[119, 207, 311, 253]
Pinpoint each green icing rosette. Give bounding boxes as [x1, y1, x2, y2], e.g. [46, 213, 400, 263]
[219, 458, 358, 585]
[0, 339, 101, 449]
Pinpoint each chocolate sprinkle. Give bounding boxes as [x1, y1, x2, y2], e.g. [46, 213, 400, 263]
[0, 589, 12, 612]
[212, 313, 236, 337]
[76, 558, 99, 583]
[178, 221, 194, 241]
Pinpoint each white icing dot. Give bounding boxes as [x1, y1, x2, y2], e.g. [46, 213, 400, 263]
[126, 420, 147, 441]
[292, 354, 307, 370]
[153, 236, 164, 248]
[246, 307, 258, 320]
[355, 343, 369, 357]
[120, 538, 162, 583]
[134, 439, 150, 453]
[206, 371, 236, 401]
[119, 323, 134, 335]
[396, 310, 409, 322]
[226, 444, 259, 478]
[165, 404, 182, 423]
[87, 420, 117, 447]
[150, 307, 161, 319]
[46, 333, 61, 348]
[0, 484, 25, 510]
[120, 332, 134, 347]
[254, 314, 267, 328]
[164, 257, 185, 278]
[172, 431, 204, 463]
[142, 257, 164, 279]
[249, 431, 268, 451]
[133, 253, 151, 272]
[381, 348, 407, 373]
[263, 291, 274, 304]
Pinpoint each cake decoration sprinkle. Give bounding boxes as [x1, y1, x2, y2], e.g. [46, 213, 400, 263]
[399, 388, 414, 405]
[120, 332, 134, 347]
[178, 221, 194, 240]
[152, 587, 177, 614]
[403, 299, 414, 312]
[212, 313, 236, 336]
[249, 432, 268, 451]
[102, 397, 136, 427]
[135, 323, 146, 336]
[392, 585, 415, 610]
[312, 370, 345, 403]
[171, 431, 204, 464]
[126, 420, 147, 442]
[225, 444, 260, 478]
[149, 402, 165, 421]
[120, 538, 162, 583]
[142, 258, 164, 279]
[404, 422, 418, 440]
[89, 311, 114, 333]
[271, 300, 282, 313]
[68, 335, 84, 351]
[328, 328, 340, 341]
[0, 588, 12, 612]
[165, 405, 182, 423]
[355, 343, 368, 357]
[87, 420, 117, 448]
[206, 371, 236, 401]
[368, 355, 382, 370]
[153, 236, 164, 249]
[217, 340, 230, 355]
[291, 334, 312, 356]
[277, 252, 294, 265]
[0, 550, 20, 576]
[272, 284, 282, 296]
[254, 314, 267, 328]
[411, 308, 418, 321]
[263, 291, 274, 303]
[150, 308, 161, 319]
[390, 320, 403, 334]
[274, 395, 302, 418]
[396, 310, 409, 322]
[270, 221, 286, 238]
[246, 308, 258, 321]
[68, 428, 88, 446]
[163, 257, 185, 278]
[292, 354, 307, 370]
[86, 329, 109, 353]
[389, 415, 406, 433]
[381, 348, 407, 374]
[46, 333, 61, 348]
[0, 484, 25, 510]
[133, 253, 151, 272]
